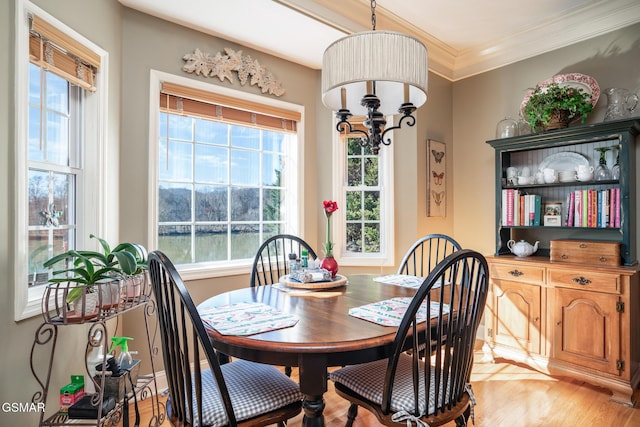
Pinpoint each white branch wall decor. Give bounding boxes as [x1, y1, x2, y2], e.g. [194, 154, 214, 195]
[182, 48, 285, 96]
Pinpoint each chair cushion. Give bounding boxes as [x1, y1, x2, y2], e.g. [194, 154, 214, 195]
[169, 359, 302, 427]
[329, 353, 451, 416]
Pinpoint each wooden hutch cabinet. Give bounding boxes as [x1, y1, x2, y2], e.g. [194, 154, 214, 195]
[485, 119, 640, 406]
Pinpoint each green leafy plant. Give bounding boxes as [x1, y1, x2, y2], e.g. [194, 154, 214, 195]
[523, 82, 594, 131]
[43, 234, 147, 304]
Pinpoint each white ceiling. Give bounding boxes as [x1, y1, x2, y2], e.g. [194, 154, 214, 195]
[119, 0, 640, 81]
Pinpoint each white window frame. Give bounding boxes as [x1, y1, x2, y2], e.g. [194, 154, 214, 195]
[14, 0, 109, 321]
[331, 116, 395, 267]
[148, 70, 305, 280]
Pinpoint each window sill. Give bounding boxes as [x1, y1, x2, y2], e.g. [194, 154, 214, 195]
[337, 255, 394, 267]
[177, 259, 253, 281]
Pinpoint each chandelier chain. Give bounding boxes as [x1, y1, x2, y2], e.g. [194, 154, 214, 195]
[370, 0, 376, 30]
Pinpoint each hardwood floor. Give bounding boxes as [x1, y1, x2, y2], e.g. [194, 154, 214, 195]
[125, 347, 640, 427]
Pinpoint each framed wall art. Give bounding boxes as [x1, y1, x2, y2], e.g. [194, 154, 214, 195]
[427, 139, 446, 217]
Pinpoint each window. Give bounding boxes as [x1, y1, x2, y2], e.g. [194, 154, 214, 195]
[345, 138, 381, 254]
[149, 73, 303, 278]
[27, 64, 81, 288]
[331, 122, 395, 267]
[15, 2, 106, 320]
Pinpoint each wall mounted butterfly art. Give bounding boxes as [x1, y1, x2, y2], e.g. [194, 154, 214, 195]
[427, 139, 446, 217]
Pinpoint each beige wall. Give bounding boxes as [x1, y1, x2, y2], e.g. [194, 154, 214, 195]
[1, 0, 639, 423]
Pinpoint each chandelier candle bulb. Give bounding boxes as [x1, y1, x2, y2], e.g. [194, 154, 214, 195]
[341, 87, 347, 109]
[404, 83, 409, 104]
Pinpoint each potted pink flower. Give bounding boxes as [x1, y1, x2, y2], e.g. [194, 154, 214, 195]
[320, 200, 339, 277]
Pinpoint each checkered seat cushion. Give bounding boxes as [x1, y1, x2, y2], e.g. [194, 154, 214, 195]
[168, 359, 302, 427]
[329, 353, 452, 416]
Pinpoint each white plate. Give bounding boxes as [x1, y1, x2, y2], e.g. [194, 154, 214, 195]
[279, 274, 347, 290]
[539, 152, 589, 174]
[520, 73, 600, 117]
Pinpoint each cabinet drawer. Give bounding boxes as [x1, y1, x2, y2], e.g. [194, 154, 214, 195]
[548, 269, 620, 294]
[490, 263, 545, 284]
[550, 240, 621, 267]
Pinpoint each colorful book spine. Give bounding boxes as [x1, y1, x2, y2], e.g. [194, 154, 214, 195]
[501, 190, 508, 226]
[587, 190, 593, 228]
[582, 190, 588, 228]
[529, 194, 536, 226]
[512, 190, 520, 226]
[597, 190, 602, 228]
[609, 188, 615, 228]
[615, 187, 621, 228]
[567, 192, 575, 227]
[603, 189, 609, 228]
[574, 191, 582, 227]
[506, 189, 514, 226]
[533, 195, 542, 226]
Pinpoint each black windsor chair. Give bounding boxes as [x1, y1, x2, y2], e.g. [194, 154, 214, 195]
[330, 249, 489, 427]
[250, 234, 318, 287]
[148, 251, 302, 427]
[398, 234, 462, 277]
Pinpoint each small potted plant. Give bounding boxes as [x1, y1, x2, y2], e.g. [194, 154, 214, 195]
[42, 235, 147, 321]
[523, 82, 594, 132]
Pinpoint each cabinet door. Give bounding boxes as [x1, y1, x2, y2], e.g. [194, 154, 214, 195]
[552, 288, 620, 376]
[490, 280, 542, 354]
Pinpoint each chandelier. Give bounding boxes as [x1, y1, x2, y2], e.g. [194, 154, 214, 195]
[321, 0, 428, 154]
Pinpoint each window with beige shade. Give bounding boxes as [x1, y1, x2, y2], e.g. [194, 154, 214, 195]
[15, 1, 107, 320]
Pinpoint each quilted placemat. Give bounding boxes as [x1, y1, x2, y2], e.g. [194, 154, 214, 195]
[349, 297, 449, 327]
[199, 302, 299, 336]
[373, 274, 445, 289]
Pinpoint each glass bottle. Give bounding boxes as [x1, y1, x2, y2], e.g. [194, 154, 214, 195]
[594, 147, 612, 181]
[288, 253, 299, 272]
[300, 249, 309, 268]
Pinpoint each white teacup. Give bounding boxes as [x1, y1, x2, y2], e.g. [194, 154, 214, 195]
[576, 165, 594, 174]
[576, 171, 594, 181]
[542, 168, 555, 176]
[543, 173, 557, 184]
[518, 176, 535, 185]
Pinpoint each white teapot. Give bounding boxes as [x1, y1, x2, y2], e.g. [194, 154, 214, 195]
[507, 239, 539, 257]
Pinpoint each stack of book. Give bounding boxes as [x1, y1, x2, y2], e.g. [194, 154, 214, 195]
[565, 187, 620, 228]
[501, 189, 542, 226]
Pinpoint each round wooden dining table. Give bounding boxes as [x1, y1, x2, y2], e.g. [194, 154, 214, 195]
[197, 274, 417, 427]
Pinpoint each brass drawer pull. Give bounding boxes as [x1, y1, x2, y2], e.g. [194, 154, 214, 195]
[508, 270, 523, 277]
[579, 243, 587, 248]
[599, 257, 607, 263]
[561, 254, 568, 259]
[572, 276, 592, 285]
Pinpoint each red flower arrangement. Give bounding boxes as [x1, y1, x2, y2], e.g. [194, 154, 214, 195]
[322, 200, 338, 257]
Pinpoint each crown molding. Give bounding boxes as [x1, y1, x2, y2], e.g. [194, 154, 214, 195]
[451, 0, 640, 80]
[282, 0, 640, 81]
